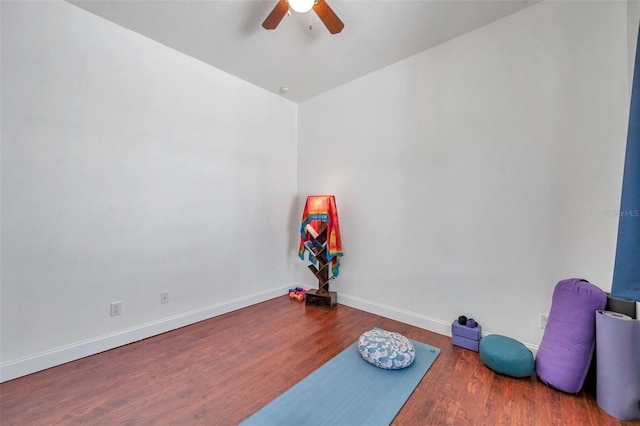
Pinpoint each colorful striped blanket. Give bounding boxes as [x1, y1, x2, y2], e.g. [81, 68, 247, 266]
[298, 195, 343, 277]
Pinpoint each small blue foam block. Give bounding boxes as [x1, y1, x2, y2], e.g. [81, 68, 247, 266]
[451, 321, 482, 341]
[452, 335, 480, 352]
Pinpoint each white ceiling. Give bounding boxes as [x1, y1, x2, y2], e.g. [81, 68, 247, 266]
[67, 0, 539, 103]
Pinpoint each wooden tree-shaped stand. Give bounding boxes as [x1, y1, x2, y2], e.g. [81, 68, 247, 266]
[304, 222, 337, 309]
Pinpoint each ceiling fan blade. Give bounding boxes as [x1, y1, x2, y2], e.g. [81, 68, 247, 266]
[313, 0, 344, 34]
[262, 0, 289, 30]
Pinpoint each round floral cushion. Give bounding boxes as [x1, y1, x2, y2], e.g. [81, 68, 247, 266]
[358, 328, 416, 369]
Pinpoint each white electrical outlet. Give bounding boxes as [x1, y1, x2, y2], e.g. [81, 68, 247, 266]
[540, 313, 549, 329]
[110, 301, 122, 316]
[160, 292, 169, 304]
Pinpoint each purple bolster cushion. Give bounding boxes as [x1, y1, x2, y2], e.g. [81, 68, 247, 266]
[535, 278, 606, 393]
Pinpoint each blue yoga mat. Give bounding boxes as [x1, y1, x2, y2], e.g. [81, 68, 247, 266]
[241, 339, 440, 426]
[612, 25, 640, 302]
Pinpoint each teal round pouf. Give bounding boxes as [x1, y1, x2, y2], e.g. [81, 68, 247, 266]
[479, 334, 534, 378]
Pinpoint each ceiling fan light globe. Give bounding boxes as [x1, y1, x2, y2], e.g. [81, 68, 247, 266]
[289, 0, 314, 13]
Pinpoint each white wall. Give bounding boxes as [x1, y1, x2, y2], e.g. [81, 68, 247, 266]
[297, 1, 630, 347]
[1, 1, 298, 380]
[1, 0, 634, 381]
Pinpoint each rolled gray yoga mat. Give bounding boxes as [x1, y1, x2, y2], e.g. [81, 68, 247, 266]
[595, 310, 640, 420]
[606, 293, 637, 319]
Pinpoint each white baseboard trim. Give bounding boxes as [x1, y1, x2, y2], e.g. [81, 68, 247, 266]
[338, 293, 539, 354]
[0, 286, 288, 383]
[2, 287, 539, 382]
[338, 293, 453, 336]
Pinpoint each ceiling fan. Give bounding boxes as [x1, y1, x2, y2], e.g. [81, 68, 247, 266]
[262, 0, 344, 34]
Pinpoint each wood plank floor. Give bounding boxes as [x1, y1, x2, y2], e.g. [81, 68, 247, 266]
[1, 296, 638, 425]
